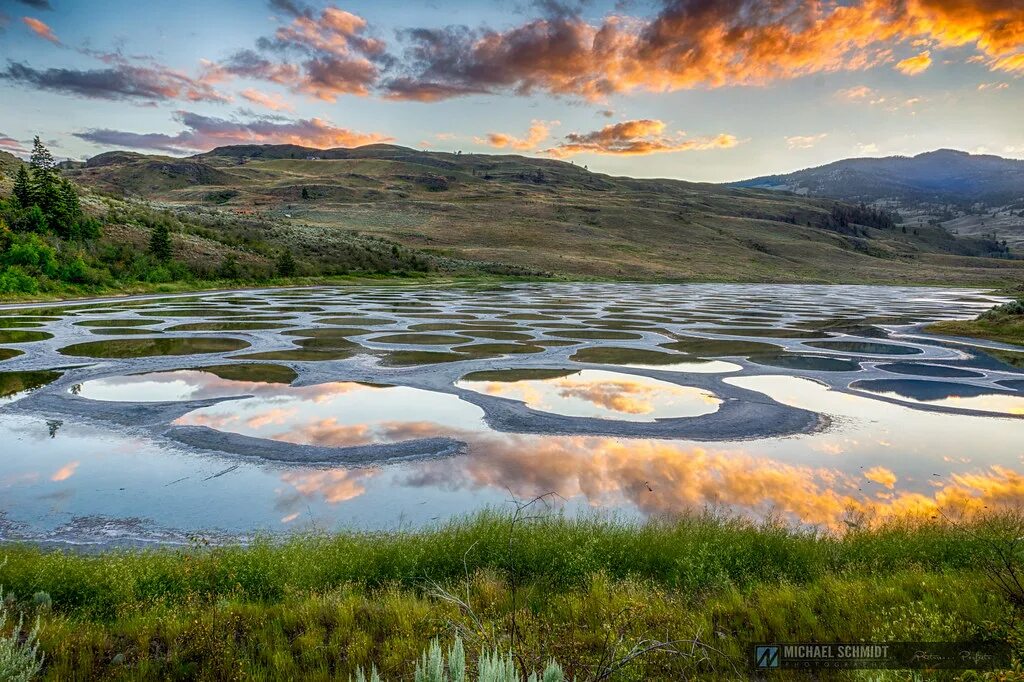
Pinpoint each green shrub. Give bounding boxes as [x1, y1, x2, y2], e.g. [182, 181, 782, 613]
[2, 235, 57, 277]
[57, 256, 92, 284]
[0, 267, 39, 294]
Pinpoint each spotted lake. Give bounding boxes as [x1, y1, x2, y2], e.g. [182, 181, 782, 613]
[1, 283, 1022, 546]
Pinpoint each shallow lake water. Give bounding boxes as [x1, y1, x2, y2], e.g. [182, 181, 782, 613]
[0, 283, 1022, 546]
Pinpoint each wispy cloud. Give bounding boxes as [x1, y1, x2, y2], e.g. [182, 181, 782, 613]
[785, 133, 828, 149]
[894, 50, 932, 75]
[0, 133, 28, 155]
[240, 88, 294, 111]
[835, 85, 875, 101]
[22, 16, 58, 44]
[477, 120, 556, 151]
[74, 110, 391, 153]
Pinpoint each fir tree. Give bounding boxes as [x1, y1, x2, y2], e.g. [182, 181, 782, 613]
[149, 222, 172, 262]
[29, 137, 62, 226]
[29, 136, 55, 176]
[276, 249, 297, 277]
[12, 165, 32, 208]
[51, 178, 82, 238]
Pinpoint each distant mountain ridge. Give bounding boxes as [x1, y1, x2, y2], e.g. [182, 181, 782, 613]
[732, 149, 1024, 208]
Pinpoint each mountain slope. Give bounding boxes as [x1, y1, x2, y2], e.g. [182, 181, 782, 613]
[733, 149, 1024, 206]
[64, 143, 1024, 285]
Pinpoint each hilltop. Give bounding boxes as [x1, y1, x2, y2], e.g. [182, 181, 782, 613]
[733, 149, 1024, 248]
[62, 143, 1024, 285]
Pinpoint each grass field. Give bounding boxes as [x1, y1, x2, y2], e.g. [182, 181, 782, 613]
[1, 511, 1021, 680]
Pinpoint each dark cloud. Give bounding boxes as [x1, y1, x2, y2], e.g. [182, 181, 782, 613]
[381, 76, 490, 102]
[74, 110, 390, 153]
[13, 0, 53, 9]
[267, 0, 309, 18]
[1, 60, 229, 102]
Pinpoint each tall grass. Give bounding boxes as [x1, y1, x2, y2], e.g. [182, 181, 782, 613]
[0, 511, 1018, 680]
[0, 511, 1001, 618]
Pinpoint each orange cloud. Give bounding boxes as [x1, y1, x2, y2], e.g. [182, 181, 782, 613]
[256, 5, 385, 101]
[864, 466, 898, 489]
[51, 461, 79, 482]
[240, 88, 294, 112]
[545, 119, 739, 157]
[281, 468, 377, 504]
[403, 435, 1024, 529]
[478, 120, 555, 151]
[386, 0, 1024, 101]
[22, 16, 59, 44]
[895, 50, 933, 74]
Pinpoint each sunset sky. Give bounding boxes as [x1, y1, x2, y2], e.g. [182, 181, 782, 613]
[0, 0, 1022, 182]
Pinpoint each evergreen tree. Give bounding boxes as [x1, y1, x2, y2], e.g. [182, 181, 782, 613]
[29, 137, 62, 226]
[276, 249, 297, 277]
[301, 187, 310, 200]
[51, 178, 81, 239]
[149, 222, 172, 262]
[12, 165, 32, 208]
[29, 136, 55, 176]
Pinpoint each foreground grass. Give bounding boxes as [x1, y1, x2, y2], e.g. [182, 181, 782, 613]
[1, 512, 1021, 680]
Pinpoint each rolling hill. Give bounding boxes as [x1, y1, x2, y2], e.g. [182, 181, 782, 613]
[63, 143, 1024, 285]
[732, 149, 1024, 247]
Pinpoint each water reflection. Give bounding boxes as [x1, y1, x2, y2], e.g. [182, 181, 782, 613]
[457, 369, 722, 420]
[176, 382, 485, 447]
[1, 283, 1022, 542]
[850, 378, 1024, 415]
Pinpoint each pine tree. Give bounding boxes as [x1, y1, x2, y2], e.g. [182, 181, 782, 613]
[149, 222, 172, 262]
[276, 249, 297, 277]
[29, 137, 61, 226]
[29, 136, 55, 175]
[301, 187, 310, 200]
[12, 165, 32, 207]
[51, 178, 81, 239]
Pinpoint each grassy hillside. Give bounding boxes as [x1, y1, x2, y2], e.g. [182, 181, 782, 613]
[0, 141, 547, 302]
[1, 512, 1020, 680]
[65, 144, 1024, 286]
